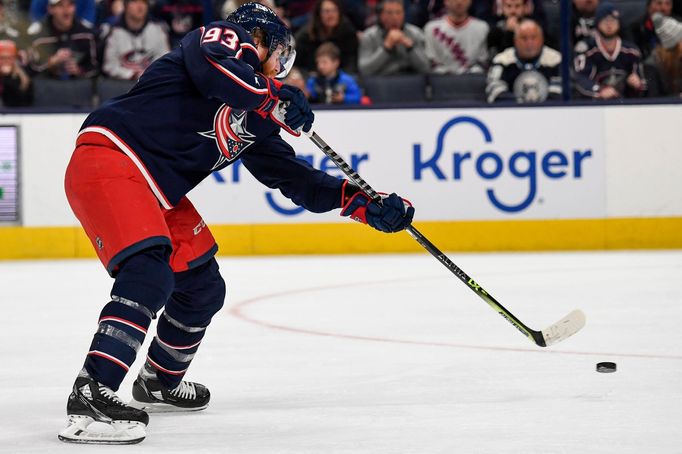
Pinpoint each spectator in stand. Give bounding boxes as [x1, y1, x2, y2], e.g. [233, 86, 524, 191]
[152, 0, 214, 49]
[294, 0, 358, 72]
[486, 0, 525, 57]
[628, 0, 675, 60]
[572, 0, 599, 53]
[408, 0, 444, 28]
[0, 0, 20, 41]
[424, 0, 489, 74]
[486, 18, 561, 103]
[102, 0, 169, 80]
[0, 39, 33, 106]
[306, 41, 361, 103]
[27, 0, 98, 79]
[574, 2, 646, 99]
[96, 0, 125, 25]
[29, 0, 95, 25]
[646, 12, 682, 96]
[472, 0, 547, 30]
[358, 0, 430, 76]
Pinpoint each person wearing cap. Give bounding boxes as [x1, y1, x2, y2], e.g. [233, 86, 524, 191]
[101, 0, 170, 80]
[0, 39, 33, 106]
[26, 0, 98, 79]
[574, 2, 647, 99]
[646, 12, 682, 95]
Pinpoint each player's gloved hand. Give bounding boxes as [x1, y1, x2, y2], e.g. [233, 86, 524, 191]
[277, 85, 314, 133]
[340, 183, 414, 233]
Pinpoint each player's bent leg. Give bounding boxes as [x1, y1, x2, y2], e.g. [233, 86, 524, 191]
[59, 247, 175, 445]
[85, 247, 174, 389]
[131, 258, 226, 413]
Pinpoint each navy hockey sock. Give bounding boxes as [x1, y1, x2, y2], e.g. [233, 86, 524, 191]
[85, 248, 174, 391]
[146, 258, 225, 388]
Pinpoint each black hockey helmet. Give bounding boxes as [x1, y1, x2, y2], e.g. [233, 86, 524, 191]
[226, 2, 296, 78]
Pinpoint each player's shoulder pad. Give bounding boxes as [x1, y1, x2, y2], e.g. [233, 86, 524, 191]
[538, 46, 561, 66]
[202, 20, 253, 43]
[492, 47, 516, 65]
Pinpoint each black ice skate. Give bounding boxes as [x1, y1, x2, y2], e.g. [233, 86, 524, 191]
[58, 369, 149, 445]
[130, 362, 210, 413]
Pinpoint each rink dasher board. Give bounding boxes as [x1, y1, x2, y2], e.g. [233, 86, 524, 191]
[0, 105, 681, 257]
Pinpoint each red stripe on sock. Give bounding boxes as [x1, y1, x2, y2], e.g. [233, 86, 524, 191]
[88, 350, 130, 371]
[146, 356, 187, 376]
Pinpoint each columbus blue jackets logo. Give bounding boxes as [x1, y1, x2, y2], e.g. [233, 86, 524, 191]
[198, 104, 255, 170]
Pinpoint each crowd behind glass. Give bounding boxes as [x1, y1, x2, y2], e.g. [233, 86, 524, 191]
[0, 0, 680, 107]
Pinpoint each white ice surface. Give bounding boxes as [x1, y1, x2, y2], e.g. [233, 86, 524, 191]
[1, 251, 681, 453]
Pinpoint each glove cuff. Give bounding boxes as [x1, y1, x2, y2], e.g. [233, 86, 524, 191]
[340, 182, 371, 224]
[254, 76, 279, 118]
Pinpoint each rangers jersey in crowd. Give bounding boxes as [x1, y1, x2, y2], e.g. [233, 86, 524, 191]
[486, 46, 562, 103]
[573, 36, 647, 98]
[424, 16, 489, 74]
[80, 20, 344, 212]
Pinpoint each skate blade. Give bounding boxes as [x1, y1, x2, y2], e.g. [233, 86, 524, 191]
[58, 415, 146, 445]
[130, 398, 208, 413]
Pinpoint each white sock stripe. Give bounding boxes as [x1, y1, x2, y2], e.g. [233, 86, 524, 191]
[162, 312, 206, 333]
[97, 322, 142, 352]
[88, 350, 130, 371]
[99, 316, 147, 335]
[146, 356, 187, 376]
[154, 337, 196, 363]
[111, 295, 155, 320]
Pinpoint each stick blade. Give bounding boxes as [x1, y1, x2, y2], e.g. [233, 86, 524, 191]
[540, 309, 586, 347]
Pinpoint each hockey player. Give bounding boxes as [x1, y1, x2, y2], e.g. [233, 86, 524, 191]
[59, 2, 414, 444]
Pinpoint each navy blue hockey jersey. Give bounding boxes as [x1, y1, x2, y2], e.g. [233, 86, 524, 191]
[80, 20, 343, 212]
[573, 36, 646, 98]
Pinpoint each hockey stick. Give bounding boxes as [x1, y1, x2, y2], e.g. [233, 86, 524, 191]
[305, 130, 585, 347]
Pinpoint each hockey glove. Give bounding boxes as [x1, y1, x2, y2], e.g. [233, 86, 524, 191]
[276, 85, 315, 134]
[341, 183, 414, 233]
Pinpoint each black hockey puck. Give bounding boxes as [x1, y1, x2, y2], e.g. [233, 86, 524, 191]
[596, 362, 617, 373]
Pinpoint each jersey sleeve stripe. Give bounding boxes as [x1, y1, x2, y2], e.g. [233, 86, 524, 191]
[78, 126, 173, 210]
[204, 55, 269, 95]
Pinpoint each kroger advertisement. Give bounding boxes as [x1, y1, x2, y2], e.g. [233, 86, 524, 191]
[188, 107, 606, 223]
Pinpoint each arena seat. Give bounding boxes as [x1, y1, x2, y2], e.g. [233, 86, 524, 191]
[428, 73, 487, 102]
[361, 74, 427, 104]
[32, 78, 94, 108]
[97, 78, 137, 104]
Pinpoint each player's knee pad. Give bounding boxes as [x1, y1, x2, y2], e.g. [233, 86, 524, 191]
[164, 257, 226, 327]
[111, 246, 175, 315]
